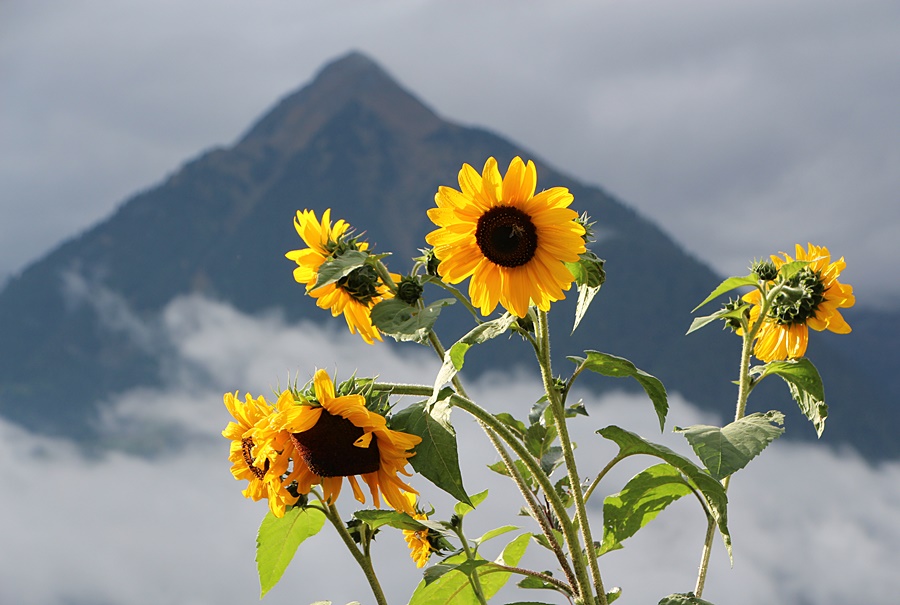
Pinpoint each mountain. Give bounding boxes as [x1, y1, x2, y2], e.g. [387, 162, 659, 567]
[0, 52, 894, 460]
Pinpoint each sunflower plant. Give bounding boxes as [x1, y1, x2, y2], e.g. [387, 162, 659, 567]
[221, 156, 854, 605]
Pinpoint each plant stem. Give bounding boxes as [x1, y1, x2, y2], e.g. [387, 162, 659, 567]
[424, 327, 580, 596]
[376, 381, 593, 603]
[324, 501, 389, 605]
[694, 282, 782, 597]
[536, 310, 606, 605]
[453, 523, 490, 605]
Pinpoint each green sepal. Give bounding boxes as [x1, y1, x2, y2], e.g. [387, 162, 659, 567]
[311, 249, 368, 290]
[431, 313, 517, 402]
[675, 411, 784, 480]
[392, 399, 472, 506]
[777, 259, 811, 280]
[692, 274, 759, 312]
[753, 358, 827, 436]
[565, 251, 606, 334]
[658, 593, 716, 605]
[569, 351, 669, 431]
[596, 426, 732, 561]
[256, 503, 327, 597]
[370, 298, 455, 344]
[599, 463, 694, 555]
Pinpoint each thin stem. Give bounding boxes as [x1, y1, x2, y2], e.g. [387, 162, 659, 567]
[582, 455, 624, 504]
[488, 564, 575, 596]
[536, 310, 606, 605]
[324, 501, 388, 605]
[483, 424, 579, 592]
[425, 277, 484, 322]
[453, 522, 490, 605]
[694, 281, 784, 597]
[376, 381, 592, 603]
[425, 327, 579, 596]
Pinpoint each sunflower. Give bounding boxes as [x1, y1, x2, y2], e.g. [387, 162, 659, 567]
[426, 157, 586, 317]
[274, 369, 421, 514]
[401, 493, 432, 568]
[286, 209, 392, 344]
[222, 392, 299, 518]
[743, 243, 855, 362]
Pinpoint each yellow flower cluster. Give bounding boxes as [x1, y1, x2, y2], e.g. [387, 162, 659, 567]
[222, 369, 420, 518]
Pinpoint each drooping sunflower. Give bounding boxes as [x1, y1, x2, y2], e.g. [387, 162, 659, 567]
[286, 209, 392, 344]
[274, 369, 421, 514]
[426, 157, 586, 317]
[743, 243, 855, 362]
[401, 493, 432, 568]
[222, 392, 299, 518]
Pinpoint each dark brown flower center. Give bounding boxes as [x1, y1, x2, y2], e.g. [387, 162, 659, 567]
[291, 410, 381, 477]
[241, 437, 269, 480]
[475, 206, 538, 268]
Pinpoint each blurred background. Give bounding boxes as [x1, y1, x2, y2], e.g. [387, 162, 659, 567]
[2, 1, 898, 604]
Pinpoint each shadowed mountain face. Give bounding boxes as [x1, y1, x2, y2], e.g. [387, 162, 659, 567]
[0, 52, 894, 460]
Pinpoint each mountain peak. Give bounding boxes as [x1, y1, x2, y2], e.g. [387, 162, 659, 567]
[241, 51, 442, 152]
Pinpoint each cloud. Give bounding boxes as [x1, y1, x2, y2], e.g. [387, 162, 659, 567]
[1, 0, 898, 306]
[1, 297, 896, 604]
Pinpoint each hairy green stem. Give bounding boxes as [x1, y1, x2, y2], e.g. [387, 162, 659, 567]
[694, 281, 784, 597]
[453, 522, 490, 605]
[375, 381, 592, 603]
[425, 328, 578, 592]
[324, 501, 388, 605]
[536, 310, 606, 605]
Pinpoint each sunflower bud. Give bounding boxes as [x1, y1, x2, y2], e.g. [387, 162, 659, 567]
[397, 275, 424, 305]
[721, 297, 749, 332]
[750, 259, 778, 281]
[337, 264, 381, 305]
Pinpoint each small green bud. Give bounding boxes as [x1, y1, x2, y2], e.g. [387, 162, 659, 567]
[722, 297, 749, 332]
[576, 211, 597, 243]
[397, 275, 424, 305]
[751, 258, 778, 281]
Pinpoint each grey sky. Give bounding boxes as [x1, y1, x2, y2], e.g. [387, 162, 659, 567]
[2, 0, 898, 306]
[1, 296, 896, 604]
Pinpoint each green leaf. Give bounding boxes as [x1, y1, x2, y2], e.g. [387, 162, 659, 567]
[392, 401, 471, 505]
[596, 426, 731, 561]
[474, 525, 519, 545]
[599, 463, 694, 555]
[431, 313, 517, 400]
[606, 587, 623, 603]
[370, 298, 455, 344]
[675, 411, 785, 480]
[658, 593, 716, 605]
[353, 509, 432, 532]
[408, 533, 530, 605]
[692, 274, 759, 312]
[686, 303, 749, 335]
[570, 351, 669, 431]
[256, 503, 327, 597]
[756, 358, 827, 436]
[517, 576, 559, 591]
[565, 251, 606, 334]
[311, 250, 368, 290]
[453, 489, 488, 517]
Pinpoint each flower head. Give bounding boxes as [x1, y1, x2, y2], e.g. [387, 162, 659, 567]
[426, 157, 586, 317]
[402, 493, 433, 568]
[743, 243, 855, 361]
[275, 369, 421, 514]
[222, 392, 299, 517]
[286, 209, 392, 344]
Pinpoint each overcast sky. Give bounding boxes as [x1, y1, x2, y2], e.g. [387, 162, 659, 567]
[1, 0, 898, 308]
[2, 295, 897, 605]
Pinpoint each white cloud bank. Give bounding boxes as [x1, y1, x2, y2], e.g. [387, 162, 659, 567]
[1, 297, 897, 604]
